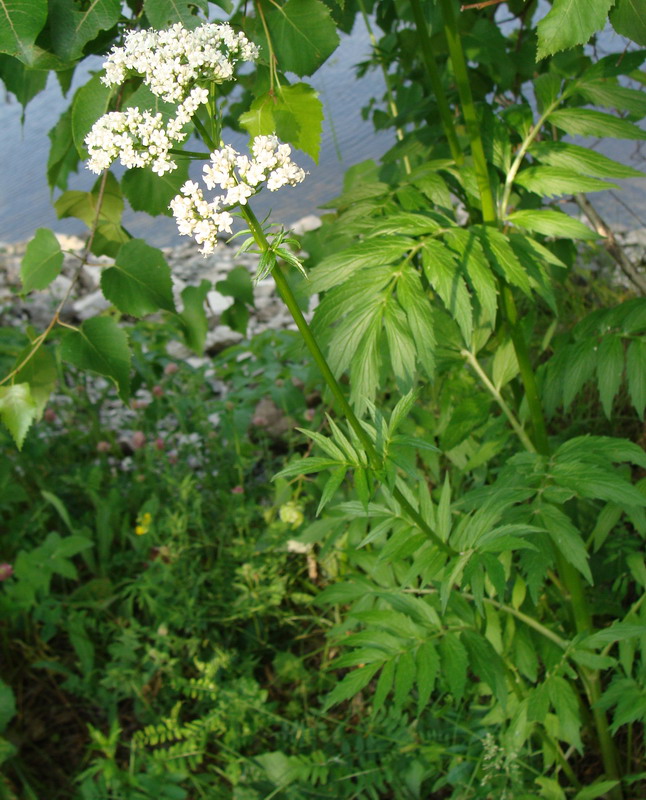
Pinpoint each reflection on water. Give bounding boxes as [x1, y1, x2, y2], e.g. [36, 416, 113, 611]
[0, 18, 645, 246]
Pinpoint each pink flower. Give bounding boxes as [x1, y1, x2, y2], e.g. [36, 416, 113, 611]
[44, 408, 57, 422]
[152, 385, 164, 398]
[154, 437, 165, 451]
[231, 485, 244, 494]
[0, 563, 14, 581]
[164, 363, 179, 376]
[97, 440, 111, 453]
[131, 431, 146, 450]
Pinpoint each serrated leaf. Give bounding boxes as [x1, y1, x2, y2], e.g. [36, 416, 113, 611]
[384, 302, 416, 391]
[0, 0, 47, 64]
[323, 663, 381, 710]
[596, 335, 624, 418]
[393, 651, 416, 709]
[143, 0, 209, 29]
[350, 310, 383, 415]
[48, 107, 81, 190]
[0, 680, 16, 733]
[507, 209, 599, 240]
[55, 172, 123, 227]
[476, 226, 532, 295]
[122, 159, 190, 217]
[514, 166, 614, 197]
[13, 344, 56, 419]
[397, 268, 435, 379]
[610, 0, 646, 46]
[439, 633, 468, 701]
[60, 317, 131, 401]
[548, 676, 583, 751]
[549, 108, 646, 140]
[444, 228, 498, 323]
[574, 781, 621, 800]
[563, 337, 597, 409]
[20, 228, 63, 292]
[530, 141, 645, 178]
[0, 52, 47, 107]
[240, 83, 324, 162]
[49, 0, 121, 63]
[0, 383, 37, 449]
[266, 0, 340, 77]
[462, 629, 508, 708]
[538, 503, 592, 583]
[422, 239, 472, 343]
[416, 640, 438, 713]
[101, 239, 176, 317]
[310, 236, 414, 292]
[574, 80, 646, 117]
[627, 339, 646, 419]
[536, 0, 615, 60]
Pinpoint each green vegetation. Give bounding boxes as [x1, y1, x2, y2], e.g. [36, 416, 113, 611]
[1, 1, 645, 798]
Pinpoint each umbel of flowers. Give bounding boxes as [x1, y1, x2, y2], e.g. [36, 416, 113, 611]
[84, 22, 305, 253]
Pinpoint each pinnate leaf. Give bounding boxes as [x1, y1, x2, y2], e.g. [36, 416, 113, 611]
[101, 239, 176, 317]
[507, 209, 599, 240]
[21, 228, 63, 292]
[530, 141, 645, 179]
[548, 108, 646, 140]
[627, 338, 646, 419]
[60, 317, 131, 401]
[596, 335, 624, 418]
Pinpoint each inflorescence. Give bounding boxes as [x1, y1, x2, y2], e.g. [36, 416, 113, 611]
[85, 22, 306, 255]
[170, 136, 306, 255]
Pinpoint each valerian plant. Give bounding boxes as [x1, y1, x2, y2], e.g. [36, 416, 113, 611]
[1, 0, 646, 797]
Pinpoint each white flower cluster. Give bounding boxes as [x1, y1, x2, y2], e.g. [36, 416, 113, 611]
[85, 22, 258, 175]
[102, 22, 259, 102]
[170, 135, 306, 255]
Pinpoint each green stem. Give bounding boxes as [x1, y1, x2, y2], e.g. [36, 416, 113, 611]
[438, 0, 496, 223]
[461, 348, 536, 454]
[240, 204, 453, 555]
[357, 0, 411, 174]
[409, 0, 463, 166]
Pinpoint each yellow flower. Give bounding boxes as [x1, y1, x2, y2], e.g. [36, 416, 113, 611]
[135, 525, 147, 536]
[135, 511, 153, 536]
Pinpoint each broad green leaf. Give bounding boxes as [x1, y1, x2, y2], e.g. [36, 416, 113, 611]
[548, 108, 646, 140]
[60, 317, 131, 401]
[240, 83, 324, 162]
[610, 0, 646, 46]
[55, 172, 123, 227]
[439, 633, 467, 701]
[0, 681, 15, 733]
[122, 160, 190, 217]
[20, 228, 63, 292]
[71, 72, 113, 157]
[530, 141, 645, 178]
[177, 280, 210, 354]
[538, 503, 592, 582]
[323, 663, 381, 710]
[476, 226, 532, 295]
[49, 0, 121, 63]
[627, 339, 646, 418]
[309, 236, 414, 292]
[48, 107, 81, 190]
[533, 73, 563, 113]
[397, 268, 435, 379]
[216, 266, 254, 306]
[91, 221, 130, 258]
[536, 0, 615, 60]
[0, 53, 47, 107]
[422, 240, 472, 344]
[0, 0, 47, 64]
[507, 209, 599, 240]
[0, 383, 37, 449]
[143, 0, 208, 29]
[101, 239, 176, 317]
[596, 335, 624, 418]
[514, 167, 614, 197]
[266, 0, 340, 77]
[12, 345, 57, 418]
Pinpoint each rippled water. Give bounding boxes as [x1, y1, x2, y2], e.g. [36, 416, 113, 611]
[0, 19, 644, 247]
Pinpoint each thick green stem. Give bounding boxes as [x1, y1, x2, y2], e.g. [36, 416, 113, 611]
[240, 205, 453, 555]
[438, 0, 496, 223]
[409, 0, 463, 166]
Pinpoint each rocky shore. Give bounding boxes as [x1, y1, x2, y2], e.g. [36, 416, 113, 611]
[0, 214, 322, 367]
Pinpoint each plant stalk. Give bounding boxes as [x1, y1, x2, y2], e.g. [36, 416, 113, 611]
[240, 205, 453, 555]
[437, 0, 496, 223]
[409, 0, 464, 166]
